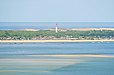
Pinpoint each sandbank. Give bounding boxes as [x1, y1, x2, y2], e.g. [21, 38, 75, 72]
[0, 40, 114, 43]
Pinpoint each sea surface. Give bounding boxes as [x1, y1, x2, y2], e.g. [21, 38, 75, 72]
[0, 42, 114, 75]
[0, 22, 114, 30]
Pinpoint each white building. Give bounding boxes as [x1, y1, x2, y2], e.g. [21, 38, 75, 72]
[56, 24, 58, 33]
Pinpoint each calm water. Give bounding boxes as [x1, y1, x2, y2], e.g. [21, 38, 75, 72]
[0, 42, 114, 55]
[0, 42, 114, 75]
[0, 22, 114, 30]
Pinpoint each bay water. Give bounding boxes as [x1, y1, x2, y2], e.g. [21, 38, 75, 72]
[0, 42, 114, 75]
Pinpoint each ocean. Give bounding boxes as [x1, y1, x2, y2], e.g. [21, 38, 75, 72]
[0, 42, 114, 75]
[0, 22, 114, 30]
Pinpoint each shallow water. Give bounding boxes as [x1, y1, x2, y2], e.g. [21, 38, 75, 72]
[0, 42, 114, 75]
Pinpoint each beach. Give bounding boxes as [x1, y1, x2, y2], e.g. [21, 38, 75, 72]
[0, 40, 114, 43]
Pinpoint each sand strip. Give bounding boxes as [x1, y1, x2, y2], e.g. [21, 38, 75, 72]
[0, 40, 114, 43]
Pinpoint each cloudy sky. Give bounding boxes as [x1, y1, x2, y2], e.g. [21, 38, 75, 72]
[0, 0, 114, 22]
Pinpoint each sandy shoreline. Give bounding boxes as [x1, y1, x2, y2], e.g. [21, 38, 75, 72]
[1, 55, 114, 61]
[1, 54, 114, 59]
[0, 40, 114, 43]
[29, 54, 114, 58]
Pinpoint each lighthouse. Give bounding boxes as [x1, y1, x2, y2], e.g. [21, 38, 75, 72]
[56, 24, 58, 33]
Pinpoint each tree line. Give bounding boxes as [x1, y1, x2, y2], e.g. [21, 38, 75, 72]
[0, 30, 114, 40]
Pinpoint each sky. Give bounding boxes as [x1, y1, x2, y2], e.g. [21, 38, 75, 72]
[0, 0, 114, 22]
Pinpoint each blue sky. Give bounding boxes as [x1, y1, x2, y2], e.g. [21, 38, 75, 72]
[0, 0, 114, 22]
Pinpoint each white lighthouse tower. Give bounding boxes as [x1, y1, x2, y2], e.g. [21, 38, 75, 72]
[56, 24, 58, 33]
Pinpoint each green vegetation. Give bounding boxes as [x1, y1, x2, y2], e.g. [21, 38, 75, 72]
[0, 30, 114, 40]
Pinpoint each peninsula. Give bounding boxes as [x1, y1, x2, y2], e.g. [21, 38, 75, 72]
[0, 28, 114, 43]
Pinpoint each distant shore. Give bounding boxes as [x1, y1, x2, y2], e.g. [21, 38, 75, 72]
[0, 40, 114, 43]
